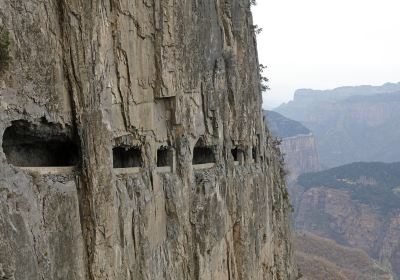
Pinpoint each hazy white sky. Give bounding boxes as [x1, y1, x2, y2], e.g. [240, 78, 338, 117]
[252, 0, 400, 108]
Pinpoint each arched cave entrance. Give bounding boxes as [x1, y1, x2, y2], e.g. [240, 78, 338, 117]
[2, 119, 79, 167]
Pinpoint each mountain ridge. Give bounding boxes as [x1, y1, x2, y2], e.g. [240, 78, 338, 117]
[275, 84, 400, 167]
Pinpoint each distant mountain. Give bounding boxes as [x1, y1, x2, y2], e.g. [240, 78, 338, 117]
[282, 82, 400, 109]
[275, 83, 400, 168]
[264, 110, 311, 138]
[291, 162, 400, 279]
[264, 110, 319, 182]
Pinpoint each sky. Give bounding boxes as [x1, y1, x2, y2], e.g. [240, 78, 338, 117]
[252, 0, 400, 109]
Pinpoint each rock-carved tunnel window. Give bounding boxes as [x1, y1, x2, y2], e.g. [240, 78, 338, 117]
[157, 146, 173, 168]
[113, 146, 142, 168]
[192, 139, 215, 165]
[2, 120, 79, 167]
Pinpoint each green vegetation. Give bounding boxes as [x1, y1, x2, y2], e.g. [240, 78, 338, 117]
[0, 24, 11, 74]
[259, 64, 269, 92]
[298, 162, 400, 212]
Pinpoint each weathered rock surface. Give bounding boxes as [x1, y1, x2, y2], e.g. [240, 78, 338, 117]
[293, 186, 400, 279]
[0, 0, 296, 279]
[291, 162, 400, 279]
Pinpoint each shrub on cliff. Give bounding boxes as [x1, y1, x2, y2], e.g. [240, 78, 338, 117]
[0, 24, 11, 74]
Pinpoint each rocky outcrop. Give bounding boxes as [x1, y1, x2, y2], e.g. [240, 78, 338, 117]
[291, 162, 400, 279]
[0, 0, 296, 279]
[275, 83, 400, 168]
[293, 186, 400, 279]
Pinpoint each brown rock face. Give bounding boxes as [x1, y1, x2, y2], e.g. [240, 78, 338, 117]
[292, 185, 400, 279]
[0, 0, 296, 279]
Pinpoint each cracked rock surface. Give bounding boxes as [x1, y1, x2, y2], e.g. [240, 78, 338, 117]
[0, 0, 296, 279]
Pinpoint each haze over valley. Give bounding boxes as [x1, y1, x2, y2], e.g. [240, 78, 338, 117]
[267, 83, 400, 279]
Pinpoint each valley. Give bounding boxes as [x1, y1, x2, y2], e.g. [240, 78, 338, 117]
[266, 87, 400, 279]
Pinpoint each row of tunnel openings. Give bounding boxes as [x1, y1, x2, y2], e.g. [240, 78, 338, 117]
[107, 145, 257, 168]
[2, 120, 258, 169]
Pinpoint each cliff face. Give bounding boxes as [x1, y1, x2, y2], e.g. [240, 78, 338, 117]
[293, 186, 400, 279]
[291, 162, 400, 279]
[276, 85, 400, 168]
[279, 134, 320, 183]
[0, 1, 296, 279]
[264, 110, 320, 182]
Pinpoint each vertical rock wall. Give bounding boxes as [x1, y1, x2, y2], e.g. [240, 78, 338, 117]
[0, 0, 296, 279]
[280, 134, 320, 183]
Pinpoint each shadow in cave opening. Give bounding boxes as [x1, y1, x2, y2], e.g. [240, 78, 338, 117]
[2, 119, 80, 167]
[113, 146, 143, 168]
[192, 138, 216, 165]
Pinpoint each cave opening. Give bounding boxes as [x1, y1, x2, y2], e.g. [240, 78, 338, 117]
[157, 147, 173, 168]
[113, 146, 142, 168]
[231, 148, 239, 161]
[192, 139, 215, 165]
[2, 120, 79, 167]
[252, 146, 258, 162]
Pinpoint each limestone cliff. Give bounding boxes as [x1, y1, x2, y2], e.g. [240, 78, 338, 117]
[264, 111, 320, 183]
[279, 135, 320, 183]
[292, 162, 400, 279]
[0, 0, 296, 279]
